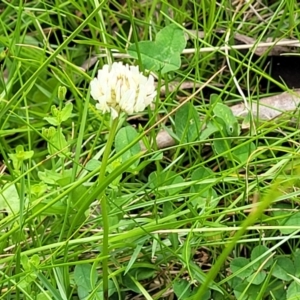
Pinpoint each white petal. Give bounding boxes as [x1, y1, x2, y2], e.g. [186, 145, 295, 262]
[110, 107, 119, 119]
[90, 62, 157, 117]
[90, 79, 102, 100]
[120, 90, 135, 114]
[96, 101, 109, 113]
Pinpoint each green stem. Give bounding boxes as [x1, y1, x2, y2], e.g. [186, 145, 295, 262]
[98, 117, 119, 300]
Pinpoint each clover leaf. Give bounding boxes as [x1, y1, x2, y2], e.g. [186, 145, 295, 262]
[128, 24, 186, 73]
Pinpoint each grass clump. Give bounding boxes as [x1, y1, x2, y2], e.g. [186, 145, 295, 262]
[1, 1, 300, 299]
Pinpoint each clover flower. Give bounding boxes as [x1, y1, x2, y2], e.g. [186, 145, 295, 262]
[90, 62, 157, 119]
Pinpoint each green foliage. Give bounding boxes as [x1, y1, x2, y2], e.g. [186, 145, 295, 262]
[279, 212, 300, 235]
[213, 103, 240, 137]
[148, 170, 184, 196]
[173, 279, 201, 299]
[175, 102, 201, 143]
[19, 254, 40, 289]
[190, 167, 218, 209]
[272, 257, 295, 281]
[174, 100, 257, 166]
[1, 1, 300, 299]
[42, 102, 73, 158]
[115, 125, 141, 170]
[211, 103, 240, 156]
[0, 183, 20, 214]
[232, 142, 256, 163]
[128, 24, 186, 73]
[74, 264, 116, 299]
[43, 127, 70, 158]
[123, 266, 156, 294]
[44, 102, 73, 126]
[230, 246, 300, 299]
[8, 145, 34, 171]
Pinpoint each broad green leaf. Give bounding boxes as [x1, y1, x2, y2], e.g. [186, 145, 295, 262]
[123, 275, 141, 294]
[106, 158, 123, 187]
[251, 245, 273, 269]
[148, 171, 170, 189]
[162, 201, 173, 217]
[38, 169, 72, 186]
[74, 264, 97, 299]
[129, 42, 162, 71]
[8, 145, 34, 170]
[232, 142, 256, 163]
[210, 93, 220, 104]
[44, 102, 72, 126]
[272, 257, 295, 281]
[85, 159, 101, 171]
[188, 261, 223, 294]
[38, 169, 63, 185]
[230, 257, 253, 279]
[70, 185, 88, 211]
[61, 102, 73, 122]
[21, 255, 30, 271]
[175, 103, 201, 143]
[115, 126, 141, 170]
[47, 128, 70, 158]
[246, 270, 266, 285]
[30, 254, 40, 268]
[94, 280, 116, 300]
[148, 171, 184, 195]
[30, 182, 48, 198]
[212, 132, 232, 156]
[227, 276, 242, 289]
[32, 201, 67, 215]
[190, 166, 215, 189]
[150, 170, 182, 191]
[85, 158, 122, 187]
[272, 203, 291, 226]
[190, 167, 218, 208]
[167, 174, 184, 196]
[36, 292, 52, 300]
[74, 264, 115, 300]
[44, 116, 59, 126]
[287, 282, 300, 300]
[55, 169, 73, 186]
[129, 267, 156, 281]
[173, 279, 198, 299]
[200, 122, 218, 140]
[124, 268, 156, 293]
[19, 274, 37, 289]
[280, 212, 300, 234]
[211, 291, 226, 300]
[190, 189, 218, 209]
[213, 103, 240, 136]
[267, 280, 286, 300]
[234, 282, 261, 299]
[0, 184, 20, 214]
[128, 24, 186, 73]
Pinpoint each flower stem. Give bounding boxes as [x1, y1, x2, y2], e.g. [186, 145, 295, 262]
[97, 117, 119, 300]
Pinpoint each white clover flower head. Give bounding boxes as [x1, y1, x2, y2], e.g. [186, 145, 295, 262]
[90, 62, 157, 119]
